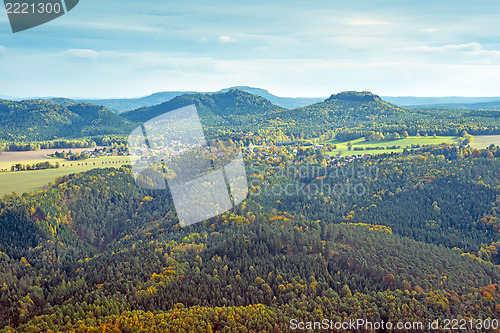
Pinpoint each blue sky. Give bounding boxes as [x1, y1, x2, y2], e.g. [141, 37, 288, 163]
[1, 0, 500, 98]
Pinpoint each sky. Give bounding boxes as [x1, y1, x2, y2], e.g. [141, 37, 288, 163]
[1, 0, 500, 98]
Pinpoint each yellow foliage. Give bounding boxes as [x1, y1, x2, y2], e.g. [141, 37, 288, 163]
[346, 222, 392, 234]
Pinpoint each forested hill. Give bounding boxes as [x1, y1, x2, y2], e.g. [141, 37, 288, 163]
[0, 90, 407, 143]
[217, 86, 325, 109]
[257, 90, 406, 136]
[80, 86, 323, 113]
[2, 90, 500, 145]
[0, 99, 135, 141]
[327, 90, 382, 102]
[121, 89, 286, 124]
[120, 89, 413, 140]
[122, 89, 500, 140]
[277, 90, 405, 122]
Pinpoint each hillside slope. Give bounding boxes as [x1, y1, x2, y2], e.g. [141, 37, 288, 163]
[121, 89, 286, 125]
[218, 86, 325, 109]
[265, 91, 406, 134]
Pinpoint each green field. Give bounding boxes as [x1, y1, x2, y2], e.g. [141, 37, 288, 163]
[323, 136, 461, 156]
[0, 156, 133, 197]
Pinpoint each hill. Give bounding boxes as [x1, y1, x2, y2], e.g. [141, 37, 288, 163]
[121, 90, 500, 141]
[0, 99, 135, 141]
[121, 89, 286, 125]
[82, 91, 200, 114]
[10, 90, 500, 112]
[269, 91, 407, 134]
[3, 90, 499, 146]
[79, 86, 324, 113]
[45, 98, 79, 107]
[218, 86, 325, 109]
[327, 90, 382, 102]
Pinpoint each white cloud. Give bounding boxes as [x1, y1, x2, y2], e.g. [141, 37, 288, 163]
[219, 35, 237, 43]
[0, 46, 6, 55]
[3, 49, 500, 98]
[404, 42, 500, 57]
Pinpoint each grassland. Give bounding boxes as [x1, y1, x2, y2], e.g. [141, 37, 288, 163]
[323, 136, 461, 156]
[0, 155, 132, 197]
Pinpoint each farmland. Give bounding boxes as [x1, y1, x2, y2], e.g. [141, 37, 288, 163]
[0, 154, 132, 196]
[324, 135, 462, 156]
[470, 135, 500, 149]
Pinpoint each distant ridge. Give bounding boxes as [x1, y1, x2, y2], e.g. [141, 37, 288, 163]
[82, 86, 325, 113]
[382, 96, 500, 107]
[406, 100, 500, 110]
[82, 91, 200, 114]
[8, 88, 500, 112]
[217, 86, 325, 109]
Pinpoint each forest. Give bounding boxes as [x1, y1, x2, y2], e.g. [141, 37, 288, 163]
[0, 91, 499, 332]
[3, 90, 500, 150]
[0, 144, 500, 331]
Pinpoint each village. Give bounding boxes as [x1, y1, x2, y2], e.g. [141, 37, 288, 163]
[244, 143, 371, 167]
[48, 147, 129, 161]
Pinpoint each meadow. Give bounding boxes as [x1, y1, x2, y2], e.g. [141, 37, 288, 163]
[323, 135, 462, 156]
